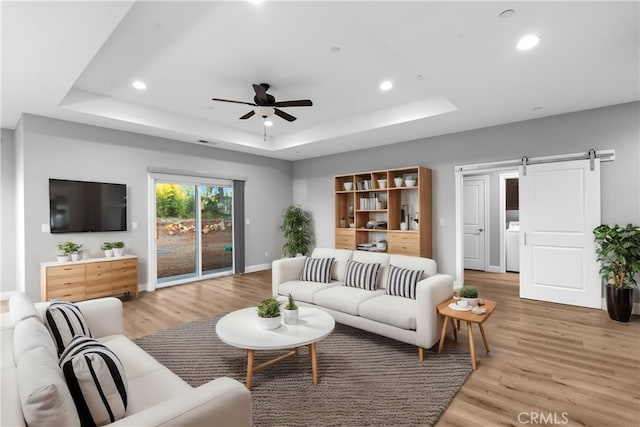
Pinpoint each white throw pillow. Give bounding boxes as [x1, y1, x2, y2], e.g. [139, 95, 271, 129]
[17, 346, 81, 427]
[60, 336, 128, 426]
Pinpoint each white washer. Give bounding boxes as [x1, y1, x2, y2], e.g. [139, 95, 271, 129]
[506, 222, 520, 272]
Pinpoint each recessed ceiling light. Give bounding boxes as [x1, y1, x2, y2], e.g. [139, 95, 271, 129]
[132, 80, 147, 90]
[533, 106, 543, 111]
[331, 46, 341, 53]
[264, 120, 274, 127]
[499, 9, 515, 19]
[516, 34, 540, 50]
[379, 80, 393, 91]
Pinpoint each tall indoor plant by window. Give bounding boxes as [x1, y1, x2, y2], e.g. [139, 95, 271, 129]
[280, 205, 312, 257]
[593, 223, 640, 322]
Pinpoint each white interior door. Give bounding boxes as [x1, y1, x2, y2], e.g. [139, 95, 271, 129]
[463, 177, 486, 270]
[519, 159, 601, 308]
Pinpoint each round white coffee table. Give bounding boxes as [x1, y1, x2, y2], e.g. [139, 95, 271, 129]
[215, 306, 335, 389]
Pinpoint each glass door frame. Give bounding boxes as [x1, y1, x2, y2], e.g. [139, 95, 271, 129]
[147, 172, 234, 291]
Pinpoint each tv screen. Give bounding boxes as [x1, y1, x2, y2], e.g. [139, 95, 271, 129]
[49, 179, 127, 233]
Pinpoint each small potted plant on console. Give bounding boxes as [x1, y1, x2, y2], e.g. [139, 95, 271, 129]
[256, 297, 282, 330]
[101, 242, 114, 258]
[112, 242, 125, 257]
[56, 242, 81, 262]
[282, 294, 299, 325]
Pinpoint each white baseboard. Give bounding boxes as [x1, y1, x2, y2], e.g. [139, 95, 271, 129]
[487, 265, 502, 273]
[0, 291, 18, 301]
[245, 263, 271, 273]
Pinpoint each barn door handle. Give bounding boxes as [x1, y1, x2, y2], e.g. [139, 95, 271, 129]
[523, 232, 527, 246]
[473, 228, 484, 235]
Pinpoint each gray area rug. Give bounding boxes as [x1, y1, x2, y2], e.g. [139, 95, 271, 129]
[134, 316, 472, 426]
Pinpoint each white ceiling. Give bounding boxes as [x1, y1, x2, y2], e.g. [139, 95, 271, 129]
[2, 1, 638, 161]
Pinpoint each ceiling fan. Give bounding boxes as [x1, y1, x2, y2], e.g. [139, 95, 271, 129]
[211, 83, 313, 122]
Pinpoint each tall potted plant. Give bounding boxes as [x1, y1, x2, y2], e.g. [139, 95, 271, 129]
[593, 223, 640, 322]
[280, 205, 312, 257]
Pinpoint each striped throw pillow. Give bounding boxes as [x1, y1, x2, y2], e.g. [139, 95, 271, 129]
[300, 257, 335, 283]
[386, 265, 423, 299]
[45, 299, 92, 355]
[60, 336, 128, 426]
[344, 260, 381, 291]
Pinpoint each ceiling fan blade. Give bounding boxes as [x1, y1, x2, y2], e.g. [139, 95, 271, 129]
[239, 110, 255, 120]
[252, 83, 269, 105]
[274, 108, 297, 122]
[273, 99, 313, 107]
[211, 98, 256, 106]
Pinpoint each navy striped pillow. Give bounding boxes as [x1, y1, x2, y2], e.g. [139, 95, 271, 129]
[300, 257, 335, 283]
[60, 336, 128, 426]
[386, 265, 423, 299]
[45, 299, 92, 355]
[344, 260, 381, 291]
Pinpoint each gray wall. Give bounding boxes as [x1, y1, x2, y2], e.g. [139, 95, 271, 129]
[1, 129, 17, 294]
[292, 102, 640, 279]
[7, 114, 293, 301]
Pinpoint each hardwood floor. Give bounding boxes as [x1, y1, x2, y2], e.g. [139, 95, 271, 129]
[72, 270, 640, 426]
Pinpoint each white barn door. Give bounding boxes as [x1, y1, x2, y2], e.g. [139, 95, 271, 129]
[519, 159, 601, 308]
[463, 177, 486, 271]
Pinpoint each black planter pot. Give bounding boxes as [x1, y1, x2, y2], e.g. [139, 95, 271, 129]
[606, 286, 634, 322]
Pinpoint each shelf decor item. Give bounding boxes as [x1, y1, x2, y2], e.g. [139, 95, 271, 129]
[280, 205, 312, 257]
[593, 223, 640, 322]
[282, 294, 299, 325]
[256, 297, 282, 330]
[394, 177, 404, 187]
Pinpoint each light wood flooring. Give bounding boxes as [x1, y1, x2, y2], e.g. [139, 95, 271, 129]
[32, 270, 640, 426]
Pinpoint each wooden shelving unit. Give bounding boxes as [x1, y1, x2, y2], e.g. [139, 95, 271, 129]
[334, 166, 432, 258]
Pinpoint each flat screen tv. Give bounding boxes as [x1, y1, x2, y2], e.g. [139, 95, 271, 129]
[49, 179, 127, 233]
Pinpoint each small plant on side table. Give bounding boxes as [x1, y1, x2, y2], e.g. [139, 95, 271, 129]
[459, 287, 479, 306]
[283, 294, 299, 325]
[256, 297, 282, 330]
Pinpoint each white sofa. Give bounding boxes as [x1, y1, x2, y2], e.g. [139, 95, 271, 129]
[1, 294, 252, 427]
[272, 248, 453, 360]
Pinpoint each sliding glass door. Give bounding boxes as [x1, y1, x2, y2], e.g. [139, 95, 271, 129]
[155, 178, 233, 287]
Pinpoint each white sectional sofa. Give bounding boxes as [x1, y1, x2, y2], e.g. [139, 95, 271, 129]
[272, 248, 454, 360]
[1, 293, 252, 427]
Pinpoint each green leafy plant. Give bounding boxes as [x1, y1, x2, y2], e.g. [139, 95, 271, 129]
[57, 242, 82, 255]
[593, 223, 640, 289]
[285, 294, 298, 311]
[101, 242, 114, 250]
[459, 287, 478, 298]
[280, 205, 312, 257]
[257, 297, 281, 318]
[112, 242, 125, 249]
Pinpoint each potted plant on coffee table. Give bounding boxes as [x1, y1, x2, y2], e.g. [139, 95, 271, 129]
[282, 294, 299, 325]
[280, 205, 312, 257]
[593, 223, 640, 322]
[256, 297, 282, 330]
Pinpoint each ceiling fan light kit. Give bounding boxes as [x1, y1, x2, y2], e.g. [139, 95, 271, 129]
[211, 83, 313, 122]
